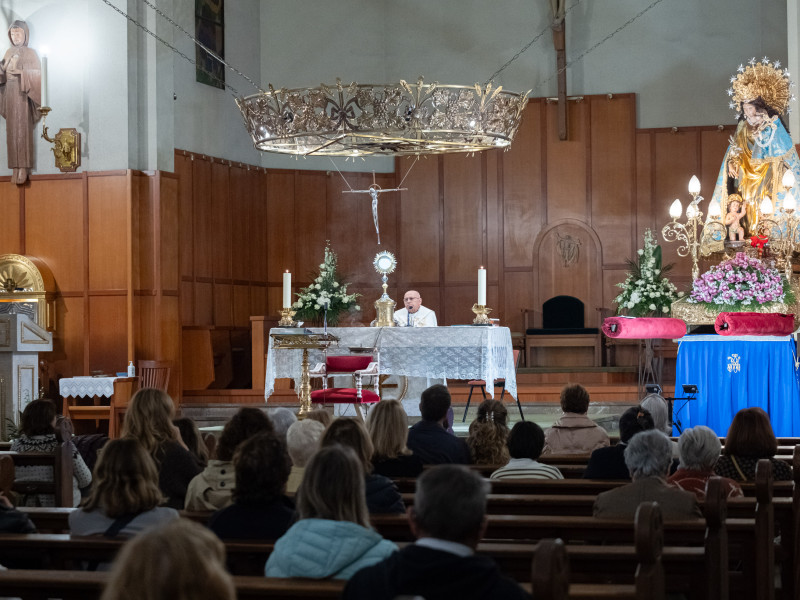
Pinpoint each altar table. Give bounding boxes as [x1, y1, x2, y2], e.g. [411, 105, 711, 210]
[673, 335, 800, 437]
[265, 326, 517, 401]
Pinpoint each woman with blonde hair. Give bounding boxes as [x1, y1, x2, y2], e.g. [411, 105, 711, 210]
[69, 438, 178, 537]
[122, 388, 202, 509]
[466, 399, 510, 465]
[265, 444, 397, 580]
[100, 518, 235, 600]
[366, 400, 423, 478]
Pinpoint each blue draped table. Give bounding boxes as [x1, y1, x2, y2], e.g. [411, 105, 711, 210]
[673, 335, 800, 436]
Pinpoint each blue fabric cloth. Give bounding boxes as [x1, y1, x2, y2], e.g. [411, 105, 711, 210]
[264, 518, 398, 580]
[673, 335, 800, 436]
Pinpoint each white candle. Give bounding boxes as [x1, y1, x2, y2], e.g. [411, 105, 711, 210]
[282, 271, 291, 308]
[40, 55, 48, 107]
[478, 266, 487, 306]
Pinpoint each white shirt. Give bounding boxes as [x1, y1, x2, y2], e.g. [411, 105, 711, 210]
[394, 305, 437, 327]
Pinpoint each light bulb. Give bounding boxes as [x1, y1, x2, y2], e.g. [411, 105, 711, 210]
[783, 169, 796, 190]
[760, 196, 774, 215]
[686, 203, 699, 219]
[785, 193, 797, 212]
[669, 199, 682, 219]
[708, 199, 722, 218]
[688, 175, 701, 195]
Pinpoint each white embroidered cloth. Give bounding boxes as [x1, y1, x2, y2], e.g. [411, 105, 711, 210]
[59, 376, 119, 398]
[265, 326, 517, 400]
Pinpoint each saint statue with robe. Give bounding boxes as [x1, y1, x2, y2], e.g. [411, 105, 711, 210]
[0, 20, 42, 185]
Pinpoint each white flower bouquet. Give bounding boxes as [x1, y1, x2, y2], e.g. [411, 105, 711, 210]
[614, 229, 680, 317]
[293, 243, 360, 325]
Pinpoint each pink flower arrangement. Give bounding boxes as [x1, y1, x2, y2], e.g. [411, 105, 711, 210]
[688, 252, 793, 309]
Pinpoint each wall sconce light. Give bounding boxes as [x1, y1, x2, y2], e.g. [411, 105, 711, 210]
[38, 52, 81, 172]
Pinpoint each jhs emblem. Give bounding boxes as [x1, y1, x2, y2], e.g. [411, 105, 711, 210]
[727, 354, 741, 373]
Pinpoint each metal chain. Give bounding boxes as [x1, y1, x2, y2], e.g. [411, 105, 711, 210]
[98, 0, 240, 96]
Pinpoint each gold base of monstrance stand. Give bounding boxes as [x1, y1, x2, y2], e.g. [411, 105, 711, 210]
[372, 251, 398, 327]
[277, 307, 297, 327]
[270, 332, 338, 418]
[472, 304, 492, 324]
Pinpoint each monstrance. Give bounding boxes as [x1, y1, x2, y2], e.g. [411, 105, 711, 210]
[372, 251, 397, 327]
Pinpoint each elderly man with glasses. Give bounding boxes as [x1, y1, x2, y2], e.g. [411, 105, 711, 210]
[394, 290, 437, 327]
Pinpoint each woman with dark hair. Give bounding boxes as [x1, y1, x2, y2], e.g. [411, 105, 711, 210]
[543, 383, 609, 455]
[185, 407, 273, 511]
[491, 421, 563, 480]
[466, 399, 510, 465]
[714, 407, 792, 482]
[208, 430, 295, 541]
[321, 418, 405, 514]
[173, 417, 209, 466]
[11, 399, 91, 507]
[366, 400, 423, 478]
[265, 444, 397, 580]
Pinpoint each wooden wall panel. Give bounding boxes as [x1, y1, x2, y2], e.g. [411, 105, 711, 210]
[211, 162, 232, 280]
[160, 175, 180, 290]
[398, 157, 440, 283]
[214, 283, 233, 326]
[503, 271, 533, 333]
[134, 174, 155, 291]
[195, 282, 213, 325]
[0, 184, 21, 254]
[546, 100, 588, 223]
[230, 166, 250, 282]
[135, 295, 157, 362]
[443, 153, 484, 282]
[88, 175, 128, 291]
[193, 159, 213, 278]
[591, 95, 635, 265]
[635, 132, 654, 242]
[25, 179, 84, 292]
[266, 172, 295, 283]
[375, 172, 399, 252]
[181, 281, 194, 325]
[176, 154, 194, 278]
[233, 284, 251, 328]
[44, 296, 85, 380]
[486, 151, 501, 279]
[251, 285, 267, 317]
[250, 170, 268, 283]
[503, 100, 543, 268]
[159, 297, 182, 399]
[295, 171, 328, 277]
[88, 295, 128, 375]
[443, 285, 479, 326]
[700, 128, 733, 195]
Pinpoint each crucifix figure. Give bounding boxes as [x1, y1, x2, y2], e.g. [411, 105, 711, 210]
[343, 172, 407, 244]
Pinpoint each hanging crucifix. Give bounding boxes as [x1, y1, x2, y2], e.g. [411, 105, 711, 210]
[342, 174, 406, 244]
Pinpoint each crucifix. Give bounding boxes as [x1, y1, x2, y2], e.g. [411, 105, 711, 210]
[343, 173, 407, 245]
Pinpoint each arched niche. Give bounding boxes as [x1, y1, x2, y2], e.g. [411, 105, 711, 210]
[0, 254, 56, 331]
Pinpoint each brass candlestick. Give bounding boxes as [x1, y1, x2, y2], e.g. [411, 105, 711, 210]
[278, 307, 297, 327]
[472, 304, 492, 325]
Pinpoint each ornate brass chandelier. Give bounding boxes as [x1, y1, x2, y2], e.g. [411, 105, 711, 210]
[236, 78, 530, 156]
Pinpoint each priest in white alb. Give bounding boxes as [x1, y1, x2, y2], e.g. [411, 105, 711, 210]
[394, 290, 437, 327]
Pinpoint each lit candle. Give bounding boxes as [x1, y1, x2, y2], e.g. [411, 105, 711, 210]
[282, 270, 291, 308]
[478, 266, 487, 306]
[40, 54, 48, 107]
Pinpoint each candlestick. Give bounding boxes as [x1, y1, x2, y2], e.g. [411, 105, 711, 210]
[477, 266, 487, 306]
[472, 303, 492, 325]
[282, 270, 291, 308]
[41, 55, 48, 107]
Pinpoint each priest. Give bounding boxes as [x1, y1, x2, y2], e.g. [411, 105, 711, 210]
[394, 290, 437, 327]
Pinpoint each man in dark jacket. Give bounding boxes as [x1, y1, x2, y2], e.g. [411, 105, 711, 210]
[583, 405, 654, 479]
[406, 385, 470, 465]
[343, 465, 530, 600]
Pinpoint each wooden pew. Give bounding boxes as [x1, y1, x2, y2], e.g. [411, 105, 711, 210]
[0, 443, 73, 507]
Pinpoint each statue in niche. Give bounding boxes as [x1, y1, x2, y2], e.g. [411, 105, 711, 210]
[556, 232, 581, 268]
[0, 20, 42, 185]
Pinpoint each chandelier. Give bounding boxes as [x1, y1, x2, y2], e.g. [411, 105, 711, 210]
[235, 78, 531, 157]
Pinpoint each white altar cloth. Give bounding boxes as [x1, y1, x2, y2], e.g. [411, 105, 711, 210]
[265, 326, 517, 401]
[59, 376, 120, 398]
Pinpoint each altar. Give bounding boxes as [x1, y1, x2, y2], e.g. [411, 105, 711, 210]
[673, 335, 800, 437]
[265, 326, 517, 411]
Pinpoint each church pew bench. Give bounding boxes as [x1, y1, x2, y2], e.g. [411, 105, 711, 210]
[0, 446, 74, 507]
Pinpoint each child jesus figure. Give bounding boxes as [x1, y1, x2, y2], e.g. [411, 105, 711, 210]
[724, 196, 746, 241]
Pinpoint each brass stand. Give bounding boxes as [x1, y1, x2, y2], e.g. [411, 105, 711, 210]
[270, 332, 338, 418]
[278, 307, 297, 327]
[373, 281, 396, 327]
[472, 304, 492, 325]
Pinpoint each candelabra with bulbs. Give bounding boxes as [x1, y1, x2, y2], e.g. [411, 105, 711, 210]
[753, 169, 800, 278]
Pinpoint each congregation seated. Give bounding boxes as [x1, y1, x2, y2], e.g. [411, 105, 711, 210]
[69, 438, 179, 538]
[185, 407, 273, 510]
[265, 444, 398, 579]
[639, 393, 678, 457]
[305, 407, 333, 428]
[320, 418, 405, 514]
[583, 405, 654, 480]
[0, 491, 35, 533]
[407, 384, 471, 465]
[593, 430, 702, 521]
[344, 465, 531, 600]
[11, 398, 91, 507]
[173, 417, 209, 467]
[467, 399, 510, 465]
[121, 388, 203, 509]
[714, 406, 793, 482]
[668, 425, 743, 500]
[268, 407, 298, 442]
[100, 518, 235, 600]
[542, 383, 609, 455]
[285, 419, 325, 494]
[490, 421, 563, 480]
[366, 399, 423, 478]
[208, 430, 295, 541]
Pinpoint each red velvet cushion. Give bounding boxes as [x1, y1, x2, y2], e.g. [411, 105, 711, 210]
[310, 388, 380, 404]
[602, 317, 686, 339]
[714, 312, 795, 336]
[326, 356, 372, 372]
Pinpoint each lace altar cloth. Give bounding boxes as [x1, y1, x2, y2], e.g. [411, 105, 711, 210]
[59, 376, 119, 398]
[265, 326, 517, 400]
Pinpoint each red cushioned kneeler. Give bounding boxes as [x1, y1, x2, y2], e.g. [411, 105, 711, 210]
[326, 356, 372, 372]
[310, 388, 380, 404]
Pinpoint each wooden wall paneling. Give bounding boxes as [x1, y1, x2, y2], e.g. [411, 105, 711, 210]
[87, 175, 128, 291]
[601, 269, 627, 314]
[133, 174, 155, 291]
[214, 283, 233, 326]
[0, 183, 21, 254]
[266, 172, 295, 290]
[502, 101, 544, 268]
[24, 179, 85, 292]
[44, 296, 85, 383]
[134, 295, 157, 363]
[503, 270, 533, 333]
[193, 159, 213, 278]
[443, 284, 480, 327]
[159, 297, 182, 400]
[397, 157, 440, 283]
[442, 153, 484, 283]
[546, 100, 588, 224]
[250, 170, 268, 283]
[700, 127, 733, 197]
[159, 174, 180, 291]
[211, 161, 232, 281]
[181, 280, 194, 325]
[653, 129, 699, 278]
[485, 150, 500, 288]
[88, 295, 128, 375]
[250, 285, 267, 320]
[375, 171, 399, 253]
[233, 284, 251, 328]
[326, 171, 370, 283]
[175, 153, 194, 278]
[194, 281, 213, 325]
[634, 131, 654, 245]
[294, 171, 328, 277]
[590, 95, 635, 266]
[230, 166, 250, 282]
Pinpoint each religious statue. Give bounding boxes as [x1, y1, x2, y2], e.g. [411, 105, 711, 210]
[702, 58, 800, 253]
[0, 20, 42, 185]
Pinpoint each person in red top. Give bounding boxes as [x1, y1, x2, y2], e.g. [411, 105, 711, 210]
[668, 425, 743, 500]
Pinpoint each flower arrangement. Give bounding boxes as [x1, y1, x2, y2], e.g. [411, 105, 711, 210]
[687, 252, 794, 310]
[614, 229, 680, 316]
[293, 243, 360, 325]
